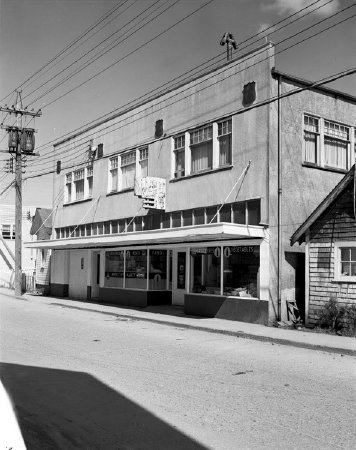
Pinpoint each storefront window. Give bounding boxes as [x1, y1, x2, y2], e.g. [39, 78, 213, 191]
[190, 247, 221, 295]
[149, 250, 167, 290]
[223, 246, 259, 297]
[105, 251, 124, 288]
[125, 250, 147, 289]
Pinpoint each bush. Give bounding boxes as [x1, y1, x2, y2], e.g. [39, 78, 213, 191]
[343, 304, 356, 336]
[318, 297, 345, 332]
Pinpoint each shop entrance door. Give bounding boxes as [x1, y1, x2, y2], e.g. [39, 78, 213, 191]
[91, 252, 100, 299]
[172, 249, 187, 306]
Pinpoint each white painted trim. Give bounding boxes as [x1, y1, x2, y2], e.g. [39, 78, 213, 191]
[305, 231, 310, 325]
[25, 223, 266, 249]
[333, 241, 356, 283]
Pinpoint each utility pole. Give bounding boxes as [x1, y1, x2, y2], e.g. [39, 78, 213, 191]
[0, 91, 41, 296]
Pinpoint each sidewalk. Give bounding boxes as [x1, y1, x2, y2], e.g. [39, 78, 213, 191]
[2, 288, 356, 356]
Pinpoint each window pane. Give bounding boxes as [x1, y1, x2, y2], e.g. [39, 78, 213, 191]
[111, 220, 118, 234]
[140, 159, 148, 178]
[171, 211, 181, 228]
[341, 262, 351, 276]
[97, 222, 104, 235]
[219, 134, 232, 166]
[161, 213, 170, 229]
[182, 210, 192, 226]
[121, 164, 135, 189]
[341, 248, 350, 261]
[88, 177, 93, 197]
[150, 212, 161, 230]
[324, 137, 348, 170]
[223, 246, 259, 297]
[126, 218, 133, 232]
[304, 132, 317, 163]
[118, 219, 126, 233]
[351, 248, 356, 261]
[105, 251, 124, 288]
[75, 179, 84, 200]
[190, 247, 221, 295]
[134, 217, 142, 231]
[194, 208, 205, 225]
[104, 221, 111, 234]
[125, 250, 147, 289]
[247, 200, 260, 225]
[86, 224, 91, 236]
[232, 202, 246, 224]
[149, 250, 167, 290]
[191, 141, 212, 173]
[80, 225, 85, 236]
[175, 150, 185, 177]
[219, 204, 231, 222]
[110, 168, 118, 192]
[351, 263, 356, 276]
[206, 206, 217, 224]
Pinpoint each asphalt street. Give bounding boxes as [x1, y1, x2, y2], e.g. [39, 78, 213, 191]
[0, 293, 355, 449]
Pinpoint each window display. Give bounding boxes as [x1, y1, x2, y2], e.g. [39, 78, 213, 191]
[190, 247, 221, 295]
[105, 251, 124, 287]
[149, 250, 167, 290]
[223, 246, 259, 297]
[125, 250, 147, 289]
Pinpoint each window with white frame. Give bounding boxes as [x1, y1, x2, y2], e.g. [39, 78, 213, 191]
[65, 173, 72, 203]
[190, 125, 213, 173]
[120, 150, 136, 190]
[303, 114, 352, 171]
[335, 243, 356, 281]
[87, 166, 93, 197]
[324, 120, 349, 170]
[109, 156, 118, 192]
[218, 118, 232, 166]
[174, 135, 185, 178]
[64, 166, 93, 203]
[139, 147, 148, 178]
[304, 115, 319, 164]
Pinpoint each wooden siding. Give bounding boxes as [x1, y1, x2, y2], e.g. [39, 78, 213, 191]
[35, 248, 51, 287]
[308, 186, 356, 325]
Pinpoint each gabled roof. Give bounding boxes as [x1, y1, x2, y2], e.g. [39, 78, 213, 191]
[291, 166, 355, 245]
[30, 208, 52, 235]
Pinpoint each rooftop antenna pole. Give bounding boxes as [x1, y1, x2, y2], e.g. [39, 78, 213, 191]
[220, 32, 238, 61]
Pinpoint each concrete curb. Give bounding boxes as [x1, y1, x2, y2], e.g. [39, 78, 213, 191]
[50, 302, 356, 357]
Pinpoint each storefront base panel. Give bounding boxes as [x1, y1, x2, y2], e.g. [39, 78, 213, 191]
[99, 288, 171, 307]
[50, 283, 69, 297]
[184, 294, 268, 325]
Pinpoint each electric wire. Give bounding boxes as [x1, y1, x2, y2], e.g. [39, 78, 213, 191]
[13, 0, 336, 160]
[24, 9, 356, 175]
[0, 0, 131, 103]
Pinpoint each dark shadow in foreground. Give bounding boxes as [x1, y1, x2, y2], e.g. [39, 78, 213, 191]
[0, 363, 206, 450]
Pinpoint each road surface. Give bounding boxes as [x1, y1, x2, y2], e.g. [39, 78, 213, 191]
[0, 292, 355, 449]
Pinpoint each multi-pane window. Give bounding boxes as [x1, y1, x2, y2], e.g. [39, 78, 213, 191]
[304, 115, 319, 164]
[324, 120, 349, 170]
[174, 135, 185, 178]
[121, 150, 136, 189]
[190, 125, 213, 173]
[340, 247, 356, 278]
[109, 157, 118, 192]
[87, 166, 93, 197]
[73, 169, 85, 201]
[65, 173, 72, 203]
[139, 147, 148, 178]
[1, 224, 11, 239]
[218, 119, 232, 166]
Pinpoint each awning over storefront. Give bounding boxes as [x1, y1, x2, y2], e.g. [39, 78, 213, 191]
[24, 223, 267, 250]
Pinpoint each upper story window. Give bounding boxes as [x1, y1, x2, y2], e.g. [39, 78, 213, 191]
[173, 117, 233, 179]
[304, 115, 319, 164]
[64, 166, 93, 204]
[73, 169, 85, 201]
[190, 125, 213, 174]
[303, 114, 353, 171]
[109, 156, 118, 193]
[139, 147, 148, 178]
[174, 135, 185, 178]
[218, 119, 232, 166]
[121, 150, 136, 190]
[324, 120, 349, 170]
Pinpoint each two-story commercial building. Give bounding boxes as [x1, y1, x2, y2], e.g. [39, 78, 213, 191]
[26, 42, 356, 325]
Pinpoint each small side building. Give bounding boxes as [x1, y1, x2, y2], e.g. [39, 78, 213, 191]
[30, 208, 52, 294]
[291, 167, 356, 326]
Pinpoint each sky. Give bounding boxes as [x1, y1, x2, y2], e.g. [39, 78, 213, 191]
[0, 0, 355, 207]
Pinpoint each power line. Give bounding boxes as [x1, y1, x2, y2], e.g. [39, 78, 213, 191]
[20, 65, 356, 184]
[24, 9, 356, 175]
[18, 0, 336, 160]
[0, 0, 131, 103]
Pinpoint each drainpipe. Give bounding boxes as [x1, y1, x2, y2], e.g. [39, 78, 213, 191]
[277, 75, 282, 321]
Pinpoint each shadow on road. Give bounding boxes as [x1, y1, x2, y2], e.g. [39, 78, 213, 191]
[0, 362, 206, 450]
